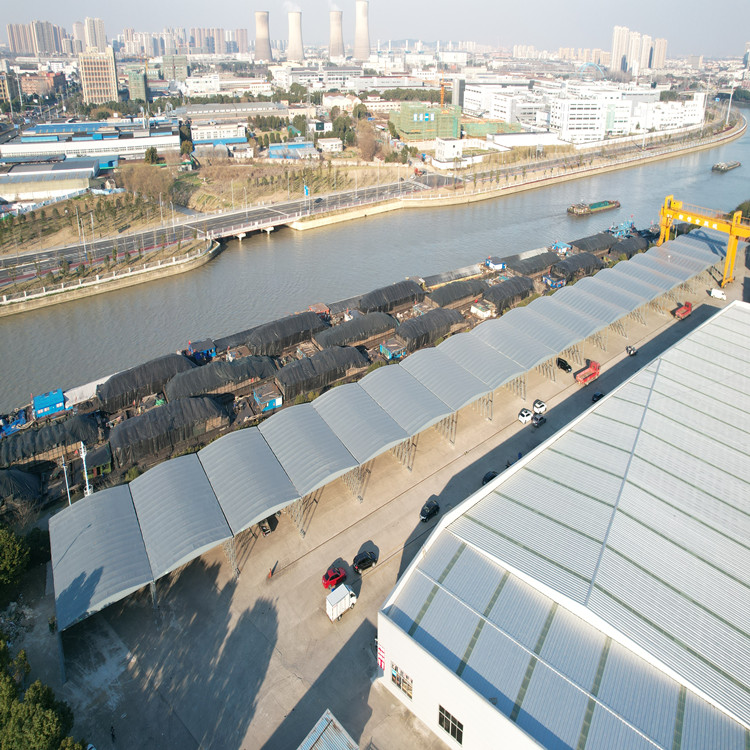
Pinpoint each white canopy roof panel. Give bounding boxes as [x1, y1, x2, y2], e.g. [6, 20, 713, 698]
[438, 334, 525, 391]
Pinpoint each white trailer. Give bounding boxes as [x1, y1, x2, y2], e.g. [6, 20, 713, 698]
[326, 584, 357, 622]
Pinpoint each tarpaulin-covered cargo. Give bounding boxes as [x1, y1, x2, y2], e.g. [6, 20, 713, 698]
[429, 278, 489, 308]
[569, 233, 618, 254]
[549, 252, 604, 280]
[611, 235, 649, 259]
[96, 354, 196, 414]
[313, 312, 396, 349]
[276, 347, 369, 400]
[164, 356, 278, 401]
[245, 311, 329, 356]
[358, 280, 425, 314]
[0, 468, 41, 507]
[395, 308, 464, 352]
[482, 276, 535, 313]
[109, 396, 231, 468]
[422, 264, 484, 289]
[0, 414, 100, 469]
[504, 251, 559, 276]
[327, 294, 363, 316]
[214, 326, 260, 352]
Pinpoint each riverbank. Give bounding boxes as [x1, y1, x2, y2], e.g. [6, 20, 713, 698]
[0, 241, 221, 317]
[290, 117, 747, 231]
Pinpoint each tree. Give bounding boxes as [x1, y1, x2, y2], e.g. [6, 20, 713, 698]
[352, 103, 368, 120]
[356, 121, 378, 161]
[144, 147, 158, 164]
[0, 528, 29, 588]
[387, 120, 398, 139]
[180, 140, 194, 156]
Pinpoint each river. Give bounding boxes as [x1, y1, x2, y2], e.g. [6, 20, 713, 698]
[1, 127, 748, 412]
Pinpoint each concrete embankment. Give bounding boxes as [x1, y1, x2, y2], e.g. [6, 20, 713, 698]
[0, 241, 222, 318]
[290, 119, 747, 232]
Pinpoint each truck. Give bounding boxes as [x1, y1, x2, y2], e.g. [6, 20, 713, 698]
[576, 361, 601, 386]
[326, 584, 357, 622]
[674, 302, 693, 320]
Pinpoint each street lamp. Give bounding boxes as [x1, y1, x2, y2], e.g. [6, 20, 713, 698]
[244, 186, 247, 212]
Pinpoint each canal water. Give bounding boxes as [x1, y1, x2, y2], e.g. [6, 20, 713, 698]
[1, 126, 748, 412]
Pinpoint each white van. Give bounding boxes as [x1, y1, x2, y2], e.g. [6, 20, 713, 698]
[710, 289, 727, 300]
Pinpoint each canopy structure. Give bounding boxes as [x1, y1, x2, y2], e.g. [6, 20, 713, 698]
[437, 335, 524, 392]
[472, 317, 558, 371]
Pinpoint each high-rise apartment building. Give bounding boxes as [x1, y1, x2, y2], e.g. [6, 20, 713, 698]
[610, 25, 629, 73]
[79, 47, 118, 105]
[84, 17, 107, 53]
[7, 23, 35, 54]
[236, 28, 249, 55]
[610, 25, 667, 73]
[652, 38, 668, 69]
[72, 22, 85, 45]
[162, 55, 189, 82]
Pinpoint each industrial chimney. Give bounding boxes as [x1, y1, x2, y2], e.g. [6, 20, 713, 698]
[329, 10, 344, 59]
[254, 11, 272, 61]
[287, 11, 304, 62]
[354, 0, 370, 62]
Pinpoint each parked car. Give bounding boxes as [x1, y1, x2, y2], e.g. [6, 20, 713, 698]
[532, 399, 547, 414]
[592, 392, 605, 403]
[353, 550, 377, 573]
[532, 414, 547, 428]
[420, 498, 440, 522]
[518, 408, 533, 424]
[556, 357, 572, 373]
[625, 345, 637, 356]
[482, 470, 499, 486]
[322, 567, 346, 589]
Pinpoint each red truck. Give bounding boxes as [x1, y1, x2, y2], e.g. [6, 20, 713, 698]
[576, 361, 601, 386]
[674, 302, 693, 320]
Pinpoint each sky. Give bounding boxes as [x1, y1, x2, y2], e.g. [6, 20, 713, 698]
[4, 0, 749, 58]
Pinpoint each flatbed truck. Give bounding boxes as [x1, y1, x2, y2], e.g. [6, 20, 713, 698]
[674, 302, 693, 320]
[576, 361, 601, 386]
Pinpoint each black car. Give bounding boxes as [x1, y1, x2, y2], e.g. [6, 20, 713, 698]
[482, 470, 499, 486]
[353, 550, 377, 573]
[556, 357, 572, 373]
[420, 498, 440, 522]
[532, 414, 546, 428]
[592, 392, 605, 402]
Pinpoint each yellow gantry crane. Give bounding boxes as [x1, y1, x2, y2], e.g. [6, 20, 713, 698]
[658, 195, 750, 287]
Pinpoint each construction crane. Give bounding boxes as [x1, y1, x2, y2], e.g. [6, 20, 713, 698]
[657, 195, 750, 287]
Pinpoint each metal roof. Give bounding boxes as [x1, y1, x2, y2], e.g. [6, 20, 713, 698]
[472, 316, 558, 370]
[258, 403, 358, 498]
[129, 454, 232, 579]
[437, 333, 525, 391]
[381, 302, 750, 747]
[312, 383, 409, 465]
[49, 484, 153, 632]
[198, 428, 298, 536]
[296, 709, 359, 750]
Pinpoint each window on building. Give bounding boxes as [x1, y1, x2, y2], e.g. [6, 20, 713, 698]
[390, 663, 413, 699]
[438, 705, 463, 745]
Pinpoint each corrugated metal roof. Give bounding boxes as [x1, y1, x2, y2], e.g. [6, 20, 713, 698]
[498, 307, 581, 356]
[529, 295, 603, 340]
[296, 709, 359, 750]
[198, 428, 299, 535]
[471, 316, 558, 370]
[437, 334, 524, 390]
[49, 485, 153, 631]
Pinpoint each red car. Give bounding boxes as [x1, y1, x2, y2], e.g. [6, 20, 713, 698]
[322, 567, 346, 589]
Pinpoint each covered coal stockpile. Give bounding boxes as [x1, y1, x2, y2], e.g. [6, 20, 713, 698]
[313, 312, 396, 348]
[109, 396, 231, 468]
[276, 347, 369, 400]
[612, 235, 649, 259]
[357, 280, 425, 314]
[164, 356, 277, 401]
[0, 468, 41, 507]
[0, 414, 100, 469]
[569, 233, 619, 254]
[482, 276, 535, 313]
[243, 311, 329, 356]
[395, 308, 464, 352]
[96, 354, 196, 414]
[549, 252, 604, 281]
[504, 251, 559, 276]
[213, 325, 260, 352]
[429, 278, 489, 307]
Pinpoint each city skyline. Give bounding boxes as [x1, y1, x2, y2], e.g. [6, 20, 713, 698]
[3, 0, 749, 58]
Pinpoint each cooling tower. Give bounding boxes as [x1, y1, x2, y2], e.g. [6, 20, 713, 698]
[287, 11, 304, 62]
[254, 11, 272, 61]
[329, 10, 344, 59]
[354, 0, 370, 61]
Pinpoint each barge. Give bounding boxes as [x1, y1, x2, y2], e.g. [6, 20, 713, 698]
[711, 161, 741, 173]
[568, 200, 620, 216]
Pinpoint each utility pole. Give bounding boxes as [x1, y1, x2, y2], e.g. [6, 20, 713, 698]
[80, 442, 92, 497]
[725, 86, 735, 128]
[62, 456, 71, 506]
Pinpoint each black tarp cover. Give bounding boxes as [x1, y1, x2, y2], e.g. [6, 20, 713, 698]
[276, 346, 369, 400]
[504, 252, 559, 276]
[422, 264, 484, 289]
[0, 414, 100, 469]
[245, 311, 329, 356]
[429, 278, 489, 307]
[109, 396, 231, 468]
[612, 235, 649, 259]
[550, 252, 604, 279]
[569, 233, 618, 253]
[165, 356, 277, 401]
[0, 468, 41, 505]
[482, 276, 535, 312]
[395, 308, 464, 352]
[357, 280, 425, 314]
[313, 312, 396, 348]
[96, 354, 196, 413]
[213, 326, 259, 352]
[327, 294, 363, 316]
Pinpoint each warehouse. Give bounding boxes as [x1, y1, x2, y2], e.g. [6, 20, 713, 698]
[377, 300, 750, 750]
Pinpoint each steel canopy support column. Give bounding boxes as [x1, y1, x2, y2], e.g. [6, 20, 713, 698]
[150, 581, 158, 610]
[391, 436, 417, 471]
[436, 412, 458, 444]
[343, 462, 371, 503]
[223, 538, 239, 579]
[287, 495, 308, 537]
[474, 391, 493, 420]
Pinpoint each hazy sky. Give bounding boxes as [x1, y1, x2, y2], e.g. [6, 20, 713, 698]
[4, 0, 749, 58]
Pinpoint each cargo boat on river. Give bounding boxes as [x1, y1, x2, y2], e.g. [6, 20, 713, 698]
[567, 200, 620, 216]
[711, 161, 741, 172]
